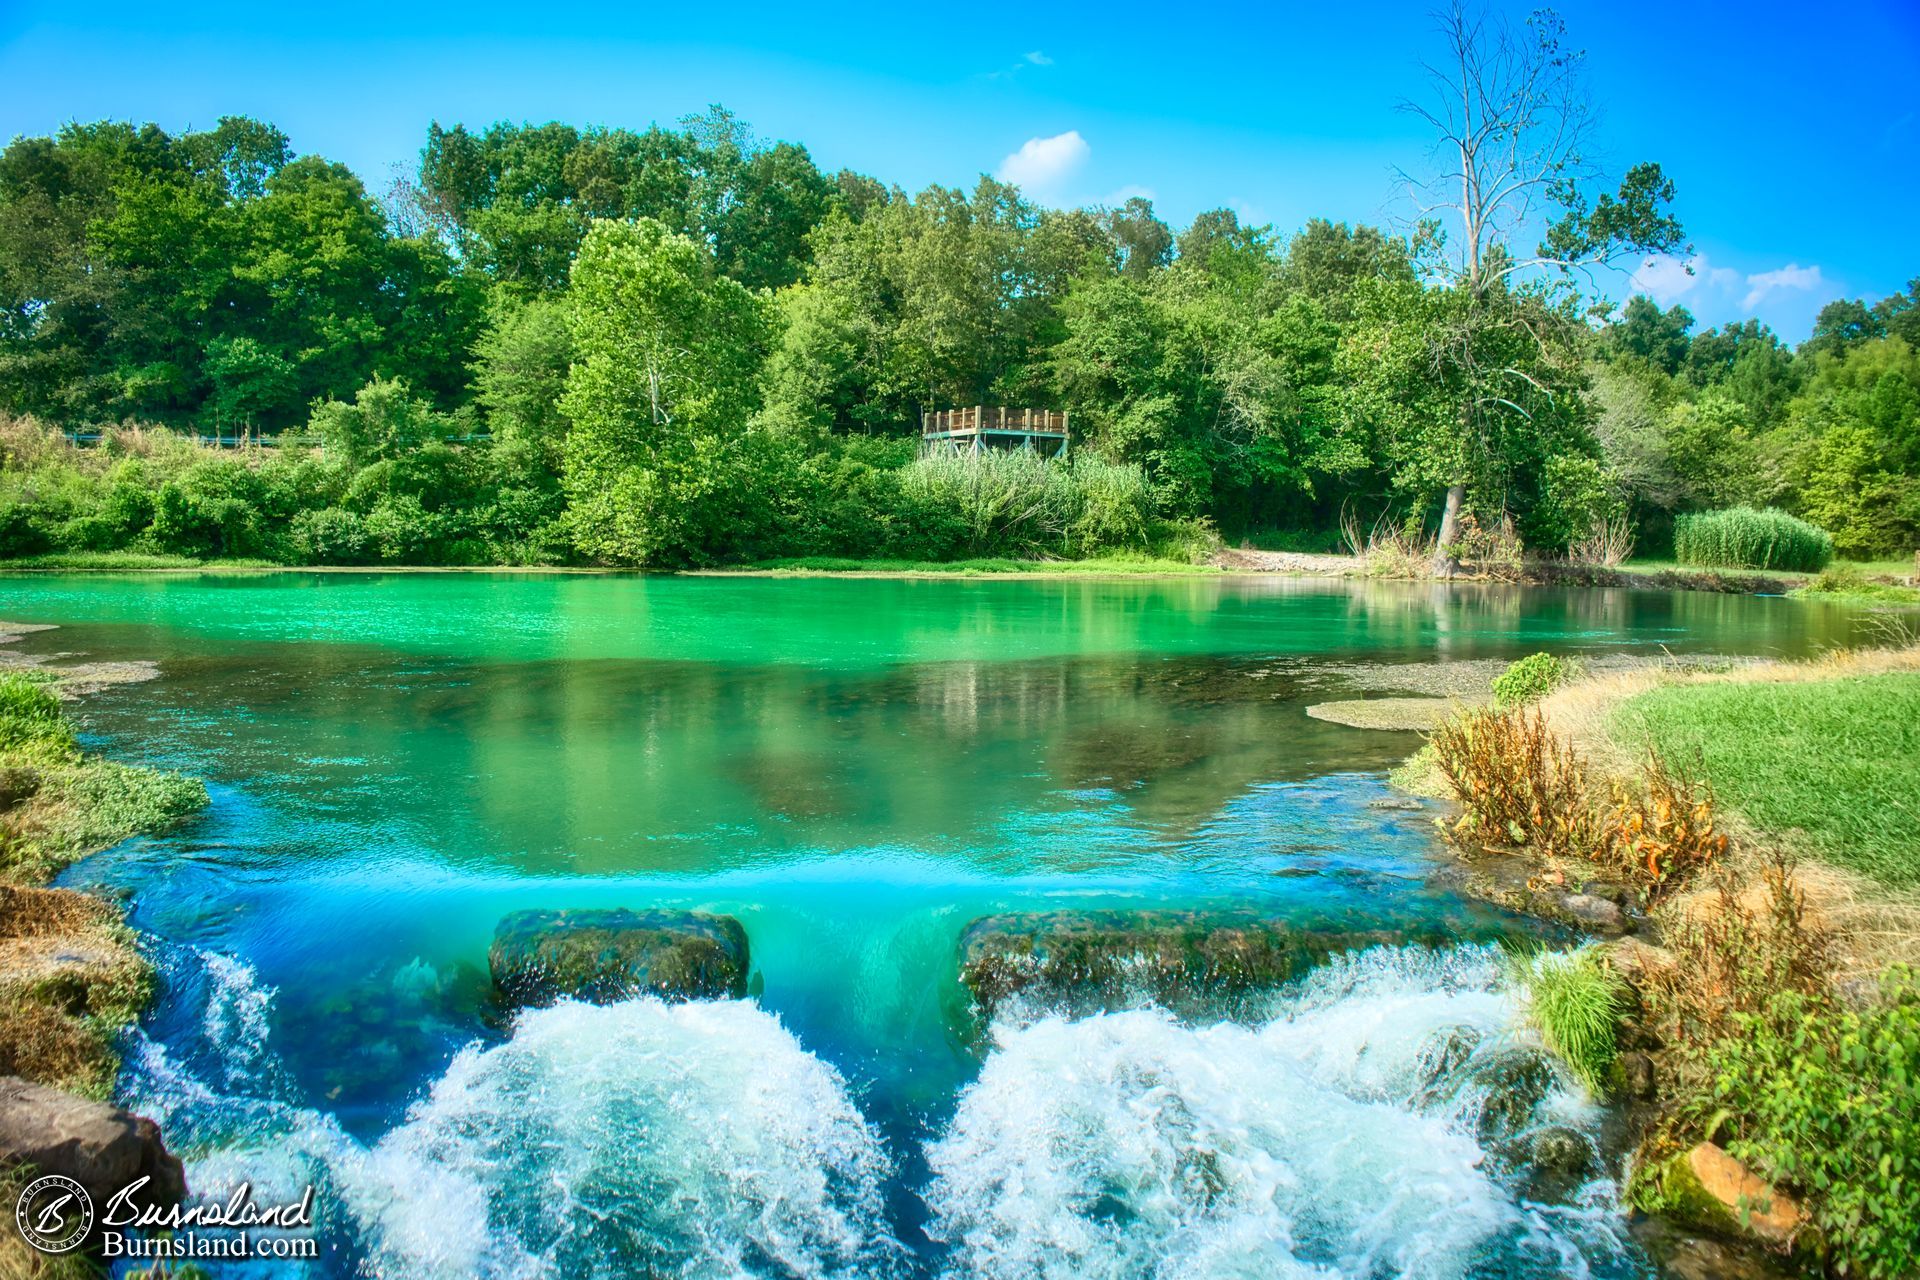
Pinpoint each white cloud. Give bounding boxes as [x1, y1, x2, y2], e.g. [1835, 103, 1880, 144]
[1742, 263, 1826, 310]
[1024, 50, 1053, 66]
[1631, 253, 1736, 307]
[997, 131, 1089, 194]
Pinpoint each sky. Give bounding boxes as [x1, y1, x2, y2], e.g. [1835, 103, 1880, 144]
[2, 0, 1916, 341]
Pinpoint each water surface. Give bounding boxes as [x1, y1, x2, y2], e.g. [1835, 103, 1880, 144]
[0, 572, 1870, 1277]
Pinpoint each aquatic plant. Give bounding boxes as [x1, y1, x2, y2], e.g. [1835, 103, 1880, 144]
[1517, 948, 1626, 1094]
[1674, 507, 1834, 573]
[1492, 652, 1574, 708]
[0, 672, 75, 756]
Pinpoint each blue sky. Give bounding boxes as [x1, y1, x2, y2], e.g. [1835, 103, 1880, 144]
[3, 0, 1916, 341]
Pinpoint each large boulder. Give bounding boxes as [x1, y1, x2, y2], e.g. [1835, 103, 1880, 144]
[489, 908, 749, 1006]
[0, 1075, 185, 1215]
[1639, 1142, 1808, 1254]
[957, 909, 1407, 1017]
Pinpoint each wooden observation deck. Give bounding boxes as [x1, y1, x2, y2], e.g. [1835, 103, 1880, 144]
[921, 407, 1070, 459]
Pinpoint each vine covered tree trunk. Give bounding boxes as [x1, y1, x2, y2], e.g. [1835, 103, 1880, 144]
[1432, 483, 1465, 578]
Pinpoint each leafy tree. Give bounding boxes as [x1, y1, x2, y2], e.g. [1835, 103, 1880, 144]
[310, 377, 448, 467]
[560, 218, 768, 563]
[473, 296, 574, 461]
[1603, 295, 1693, 375]
[1803, 297, 1885, 359]
[1104, 196, 1173, 280]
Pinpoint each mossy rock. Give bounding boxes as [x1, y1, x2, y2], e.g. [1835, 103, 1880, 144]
[489, 908, 749, 1007]
[957, 909, 1411, 1017]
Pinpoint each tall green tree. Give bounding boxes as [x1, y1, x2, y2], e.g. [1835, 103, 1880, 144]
[560, 218, 768, 563]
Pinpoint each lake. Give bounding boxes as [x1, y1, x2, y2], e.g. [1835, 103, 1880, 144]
[0, 572, 1872, 1278]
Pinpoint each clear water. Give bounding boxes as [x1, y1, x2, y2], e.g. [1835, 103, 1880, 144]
[0, 572, 1870, 1278]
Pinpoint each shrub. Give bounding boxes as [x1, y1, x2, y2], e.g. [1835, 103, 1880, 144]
[0, 674, 74, 757]
[1522, 948, 1627, 1094]
[1432, 707, 1724, 897]
[1601, 751, 1729, 888]
[1707, 973, 1920, 1278]
[1431, 706, 1604, 861]
[1645, 865, 1919, 1278]
[289, 507, 370, 564]
[1492, 653, 1573, 707]
[1674, 506, 1834, 572]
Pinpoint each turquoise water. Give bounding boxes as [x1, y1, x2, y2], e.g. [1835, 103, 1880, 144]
[0, 572, 1872, 1277]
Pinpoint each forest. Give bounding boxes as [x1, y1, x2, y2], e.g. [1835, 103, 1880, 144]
[0, 64, 1915, 569]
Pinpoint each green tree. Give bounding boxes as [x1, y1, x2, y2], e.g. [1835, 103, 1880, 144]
[560, 218, 768, 563]
[473, 296, 575, 462]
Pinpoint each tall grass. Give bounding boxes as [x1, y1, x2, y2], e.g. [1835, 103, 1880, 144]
[1674, 506, 1834, 572]
[896, 451, 1202, 560]
[1517, 948, 1628, 1094]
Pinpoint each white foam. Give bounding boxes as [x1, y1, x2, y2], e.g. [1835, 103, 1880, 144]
[922, 945, 1631, 1280]
[127, 974, 902, 1280]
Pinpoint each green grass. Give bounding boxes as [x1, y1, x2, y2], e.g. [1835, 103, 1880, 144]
[1612, 673, 1920, 884]
[0, 551, 280, 569]
[1788, 566, 1920, 606]
[736, 555, 1219, 576]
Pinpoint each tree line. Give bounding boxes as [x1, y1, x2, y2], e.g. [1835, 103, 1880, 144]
[0, 12, 1912, 567]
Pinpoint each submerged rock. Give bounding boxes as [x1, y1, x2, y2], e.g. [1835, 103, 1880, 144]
[489, 908, 749, 1006]
[1499, 1123, 1599, 1204]
[957, 909, 1406, 1016]
[1464, 1046, 1563, 1144]
[0, 1074, 185, 1215]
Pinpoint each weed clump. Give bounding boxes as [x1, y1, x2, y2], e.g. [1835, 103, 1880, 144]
[0, 672, 74, 756]
[1492, 653, 1574, 708]
[1431, 705, 1724, 898]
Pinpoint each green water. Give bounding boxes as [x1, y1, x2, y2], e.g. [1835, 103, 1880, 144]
[0, 572, 1873, 1277]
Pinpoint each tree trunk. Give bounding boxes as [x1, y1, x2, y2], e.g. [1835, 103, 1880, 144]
[1431, 483, 1465, 578]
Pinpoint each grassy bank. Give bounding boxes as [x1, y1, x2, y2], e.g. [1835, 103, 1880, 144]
[1612, 670, 1920, 884]
[0, 668, 205, 1096]
[1411, 646, 1920, 1275]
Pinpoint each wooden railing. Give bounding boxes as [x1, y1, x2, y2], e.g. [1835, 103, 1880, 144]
[921, 407, 1069, 437]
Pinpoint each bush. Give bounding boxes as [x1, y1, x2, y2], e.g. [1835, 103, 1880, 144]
[1492, 653, 1573, 707]
[289, 506, 371, 564]
[0, 674, 74, 756]
[1522, 948, 1627, 1094]
[1645, 865, 1919, 1278]
[1432, 707, 1724, 896]
[1432, 706, 1604, 862]
[1674, 506, 1834, 572]
[889, 451, 1160, 561]
[1707, 973, 1920, 1278]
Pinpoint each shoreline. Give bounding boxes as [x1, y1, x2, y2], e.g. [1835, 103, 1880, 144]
[0, 558, 1904, 599]
[1395, 644, 1920, 1276]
